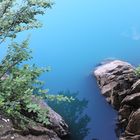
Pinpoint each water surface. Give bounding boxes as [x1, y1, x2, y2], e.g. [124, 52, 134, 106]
[29, 1, 140, 140]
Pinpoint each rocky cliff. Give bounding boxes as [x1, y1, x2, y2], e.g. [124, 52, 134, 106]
[94, 60, 140, 140]
[0, 99, 69, 140]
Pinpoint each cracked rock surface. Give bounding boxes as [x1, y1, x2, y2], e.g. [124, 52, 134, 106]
[94, 60, 140, 140]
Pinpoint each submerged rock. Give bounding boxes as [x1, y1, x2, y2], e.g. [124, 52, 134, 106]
[94, 60, 140, 140]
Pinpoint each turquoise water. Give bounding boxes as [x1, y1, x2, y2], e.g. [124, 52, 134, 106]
[1, 0, 140, 140]
[30, 1, 140, 140]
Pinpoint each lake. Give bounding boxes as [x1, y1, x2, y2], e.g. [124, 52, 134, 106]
[2, 0, 140, 140]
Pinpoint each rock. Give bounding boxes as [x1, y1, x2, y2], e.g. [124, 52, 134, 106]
[94, 60, 140, 140]
[0, 113, 14, 138]
[94, 60, 137, 109]
[0, 99, 69, 140]
[118, 105, 132, 129]
[119, 105, 132, 119]
[31, 96, 69, 137]
[121, 92, 140, 108]
[120, 135, 140, 140]
[130, 79, 140, 94]
[125, 109, 140, 135]
[47, 105, 69, 137]
[0, 72, 69, 140]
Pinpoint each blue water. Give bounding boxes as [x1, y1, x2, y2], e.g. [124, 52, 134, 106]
[1, 0, 140, 140]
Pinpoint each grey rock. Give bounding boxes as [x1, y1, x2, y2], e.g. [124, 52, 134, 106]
[130, 79, 140, 94]
[94, 60, 137, 109]
[121, 92, 140, 107]
[0, 98, 69, 140]
[125, 109, 140, 135]
[31, 96, 69, 137]
[94, 60, 140, 140]
[119, 105, 132, 119]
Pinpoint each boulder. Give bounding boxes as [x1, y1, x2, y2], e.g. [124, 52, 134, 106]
[125, 109, 140, 135]
[119, 105, 132, 119]
[121, 92, 140, 107]
[94, 60, 137, 109]
[94, 60, 140, 140]
[130, 79, 140, 94]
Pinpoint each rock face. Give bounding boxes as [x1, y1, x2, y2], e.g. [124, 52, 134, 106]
[0, 75, 69, 140]
[94, 60, 140, 140]
[31, 96, 69, 137]
[0, 101, 69, 140]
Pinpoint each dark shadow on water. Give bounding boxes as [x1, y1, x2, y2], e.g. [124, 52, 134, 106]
[48, 91, 97, 140]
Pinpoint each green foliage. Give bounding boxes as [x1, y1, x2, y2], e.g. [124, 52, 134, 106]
[0, 0, 72, 130]
[0, 41, 72, 129]
[0, 0, 53, 43]
[0, 40, 47, 127]
[135, 66, 140, 77]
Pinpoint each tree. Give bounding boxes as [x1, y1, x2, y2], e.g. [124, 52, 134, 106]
[0, 0, 71, 129]
[0, 0, 52, 44]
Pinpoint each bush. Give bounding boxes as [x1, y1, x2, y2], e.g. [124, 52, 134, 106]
[0, 39, 71, 129]
[0, 0, 72, 130]
[135, 66, 140, 77]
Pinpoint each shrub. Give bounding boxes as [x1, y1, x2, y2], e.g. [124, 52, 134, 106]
[0, 0, 72, 129]
[0, 39, 71, 129]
